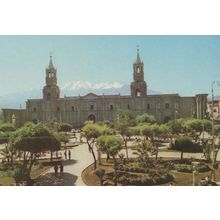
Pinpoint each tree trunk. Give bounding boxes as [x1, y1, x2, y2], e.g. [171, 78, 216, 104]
[98, 150, 102, 165]
[156, 151, 158, 160]
[11, 154, 13, 165]
[23, 151, 26, 161]
[170, 136, 173, 148]
[106, 153, 110, 162]
[27, 154, 35, 182]
[50, 151, 53, 161]
[87, 141, 97, 169]
[91, 148, 97, 169]
[181, 151, 184, 160]
[124, 137, 129, 159]
[214, 149, 219, 166]
[100, 178, 103, 186]
[113, 157, 118, 186]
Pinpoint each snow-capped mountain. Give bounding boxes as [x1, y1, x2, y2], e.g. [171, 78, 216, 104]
[62, 81, 124, 90]
[61, 81, 128, 96]
[0, 81, 160, 109]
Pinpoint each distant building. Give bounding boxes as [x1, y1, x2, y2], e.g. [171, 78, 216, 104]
[2, 50, 208, 127]
[207, 98, 220, 120]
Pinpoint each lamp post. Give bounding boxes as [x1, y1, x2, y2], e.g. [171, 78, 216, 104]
[192, 161, 199, 186]
[211, 80, 220, 167]
[212, 81, 215, 166]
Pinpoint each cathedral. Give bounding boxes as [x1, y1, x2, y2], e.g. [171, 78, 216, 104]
[2, 50, 208, 128]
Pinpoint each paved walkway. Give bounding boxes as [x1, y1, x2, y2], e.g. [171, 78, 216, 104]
[38, 133, 96, 186]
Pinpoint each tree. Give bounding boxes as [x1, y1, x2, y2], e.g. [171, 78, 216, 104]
[140, 124, 164, 160]
[81, 123, 109, 169]
[57, 122, 72, 132]
[133, 141, 152, 164]
[0, 131, 11, 144]
[166, 119, 186, 147]
[159, 124, 170, 140]
[184, 119, 212, 142]
[167, 119, 185, 135]
[0, 110, 3, 125]
[0, 143, 17, 164]
[114, 109, 133, 159]
[55, 132, 69, 148]
[172, 136, 202, 160]
[43, 120, 59, 131]
[9, 123, 60, 184]
[128, 126, 141, 137]
[0, 123, 16, 132]
[150, 124, 161, 141]
[96, 135, 123, 185]
[141, 124, 153, 141]
[136, 113, 156, 124]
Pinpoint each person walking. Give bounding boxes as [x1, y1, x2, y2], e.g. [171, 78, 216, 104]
[59, 163, 64, 178]
[54, 164, 58, 177]
[68, 150, 71, 160]
[64, 150, 67, 160]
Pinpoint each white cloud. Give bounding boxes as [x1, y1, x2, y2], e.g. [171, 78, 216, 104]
[61, 81, 124, 90]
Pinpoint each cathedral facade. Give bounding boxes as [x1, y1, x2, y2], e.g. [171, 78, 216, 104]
[2, 50, 208, 128]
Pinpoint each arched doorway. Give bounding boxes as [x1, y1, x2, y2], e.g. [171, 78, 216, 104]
[88, 114, 96, 123]
[136, 89, 141, 97]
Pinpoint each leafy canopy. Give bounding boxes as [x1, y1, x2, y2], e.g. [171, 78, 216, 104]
[114, 109, 133, 134]
[81, 123, 112, 141]
[54, 132, 69, 144]
[136, 113, 156, 124]
[10, 123, 60, 153]
[0, 123, 16, 132]
[57, 123, 72, 132]
[96, 135, 123, 157]
[173, 136, 202, 153]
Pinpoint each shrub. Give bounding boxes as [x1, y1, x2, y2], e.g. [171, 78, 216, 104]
[0, 132, 10, 144]
[0, 123, 16, 132]
[136, 113, 156, 124]
[157, 173, 174, 184]
[175, 165, 192, 173]
[94, 168, 105, 179]
[57, 123, 72, 132]
[7, 164, 29, 185]
[173, 136, 202, 153]
[120, 162, 147, 173]
[175, 164, 210, 173]
[118, 172, 174, 186]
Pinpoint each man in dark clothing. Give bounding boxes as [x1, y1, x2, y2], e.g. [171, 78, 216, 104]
[54, 164, 58, 177]
[59, 164, 64, 178]
[68, 150, 71, 160]
[64, 150, 67, 159]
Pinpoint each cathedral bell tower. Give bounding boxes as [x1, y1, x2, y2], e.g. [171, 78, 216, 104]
[43, 56, 60, 101]
[130, 48, 147, 97]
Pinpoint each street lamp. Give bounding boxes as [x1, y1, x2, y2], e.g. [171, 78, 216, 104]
[211, 80, 220, 167]
[192, 161, 200, 186]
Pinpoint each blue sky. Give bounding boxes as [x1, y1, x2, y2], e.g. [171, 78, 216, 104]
[0, 35, 220, 97]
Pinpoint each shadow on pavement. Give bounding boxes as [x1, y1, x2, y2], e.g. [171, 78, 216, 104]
[62, 159, 78, 166]
[37, 172, 78, 186]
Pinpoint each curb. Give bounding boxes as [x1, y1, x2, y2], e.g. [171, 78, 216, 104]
[81, 162, 95, 186]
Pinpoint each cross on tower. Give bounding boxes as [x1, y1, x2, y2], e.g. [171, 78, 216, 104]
[137, 45, 139, 53]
